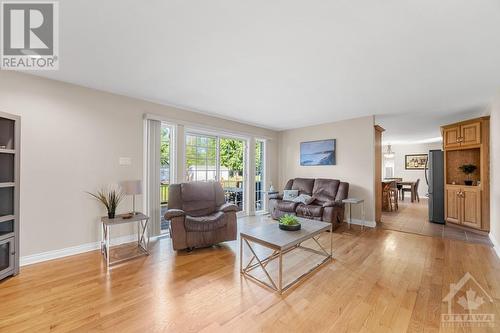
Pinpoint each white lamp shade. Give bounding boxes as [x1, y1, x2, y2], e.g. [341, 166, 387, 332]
[120, 180, 142, 195]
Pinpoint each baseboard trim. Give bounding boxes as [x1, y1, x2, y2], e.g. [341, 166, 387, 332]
[490, 233, 500, 259]
[20, 234, 137, 267]
[345, 219, 376, 228]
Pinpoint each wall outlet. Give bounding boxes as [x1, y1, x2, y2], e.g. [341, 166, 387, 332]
[119, 157, 132, 166]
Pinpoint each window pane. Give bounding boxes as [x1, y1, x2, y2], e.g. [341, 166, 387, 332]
[186, 146, 196, 159]
[196, 147, 207, 159]
[207, 137, 217, 147]
[186, 135, 196, 146]
[186, 133, 217, 183]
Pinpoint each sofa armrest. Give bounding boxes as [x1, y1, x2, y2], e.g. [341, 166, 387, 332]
[322, 200, 344, 208]
[268, 193, 282, 200]
[218, 203, 239, 213]
[164, 209, 185, 219]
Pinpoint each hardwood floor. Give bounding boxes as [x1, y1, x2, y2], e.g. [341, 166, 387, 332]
[1, 215, 499, 332]
[380, 198, 492, 246]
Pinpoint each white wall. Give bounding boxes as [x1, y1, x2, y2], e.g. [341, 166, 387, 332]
[278, 116, 376, 223]
[0, 72, 279, 257]
[383, 142, 442, 197]
[490, 97, 500, 256]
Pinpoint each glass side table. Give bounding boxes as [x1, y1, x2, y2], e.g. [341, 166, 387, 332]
[342, 198, 365, 230]
[101, 213, 150, 269]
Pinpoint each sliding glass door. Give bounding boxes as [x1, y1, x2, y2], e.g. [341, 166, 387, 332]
[255, 140, 265, 212]
[219, 137, 245, 211]
[185, 133, 246, 213]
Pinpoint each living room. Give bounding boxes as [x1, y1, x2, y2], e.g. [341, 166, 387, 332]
[1, 1, 500, 332]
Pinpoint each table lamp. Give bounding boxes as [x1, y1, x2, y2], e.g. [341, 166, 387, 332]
[120, 180, 142, 215]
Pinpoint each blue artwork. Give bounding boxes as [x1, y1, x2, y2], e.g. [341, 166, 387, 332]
[300, 139, 336, 166]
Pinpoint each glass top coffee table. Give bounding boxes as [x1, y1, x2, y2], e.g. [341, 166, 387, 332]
[240, 217, 333, 294]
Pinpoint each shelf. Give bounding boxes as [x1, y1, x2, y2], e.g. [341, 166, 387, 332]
[0, 215, 14, 223]
[0, 149, 15, 154]
[0, 182, 14, 188]
[0, 154, 14, 183]
[0, 117, 15, 150]
[0, 231, 14, 242]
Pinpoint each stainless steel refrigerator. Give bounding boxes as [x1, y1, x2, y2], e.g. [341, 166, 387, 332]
[426, 149, 445, 224]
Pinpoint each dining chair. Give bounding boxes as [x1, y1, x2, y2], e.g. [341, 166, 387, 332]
[382, 181, 398, 211]
[382, 182, 392, 212]
[401, 179, 420, 202]
[390, 181, 399, 210]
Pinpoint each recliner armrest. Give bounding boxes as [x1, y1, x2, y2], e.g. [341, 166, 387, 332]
[218, 203, 239, 213]
[164, 209, 185, 219]
[268, 193, 282, 200]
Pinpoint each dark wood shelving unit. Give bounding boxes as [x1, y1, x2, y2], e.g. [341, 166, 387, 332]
[0, 111, 20, 281]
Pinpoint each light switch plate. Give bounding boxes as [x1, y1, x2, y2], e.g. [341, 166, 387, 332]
[119, 157, 132, 165]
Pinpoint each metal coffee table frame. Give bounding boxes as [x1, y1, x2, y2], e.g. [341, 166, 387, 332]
[240, 221, 332, 294]
[101, 213, 150, 269]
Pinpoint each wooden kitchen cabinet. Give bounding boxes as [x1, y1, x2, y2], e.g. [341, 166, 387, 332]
[442, 120, 481, 149]
[444, 185, 481, 230]
[445, 186, 460, 224]
[442, 116, 489, 232]
[460, 121, 481, 147]
[443, 126, 461, 149]
[461, 187, 481, 229]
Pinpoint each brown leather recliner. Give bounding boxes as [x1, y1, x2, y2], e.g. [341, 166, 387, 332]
[164, 181, 238, 250]
[269, 178, 349, 228]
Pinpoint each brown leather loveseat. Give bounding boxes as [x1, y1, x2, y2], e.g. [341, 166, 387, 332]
[269, 178, 349, 228]
[164, 181, 238, 250]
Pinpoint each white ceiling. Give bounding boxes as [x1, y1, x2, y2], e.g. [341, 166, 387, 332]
[376, 107, 487, 144]
[30, 0, 500, 131]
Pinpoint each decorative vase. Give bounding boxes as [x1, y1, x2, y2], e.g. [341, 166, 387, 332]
[108, 211, 115, 219]
[279, 223, 301, 231]
[464, 180, 473, 186]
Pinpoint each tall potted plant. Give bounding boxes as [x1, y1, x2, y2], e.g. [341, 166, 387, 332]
[87, 187, 124, 218]
[458, 164, 477, 186]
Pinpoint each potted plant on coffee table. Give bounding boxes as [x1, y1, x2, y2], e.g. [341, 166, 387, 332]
[458, 164, 477, 186]
[279, 214, 301, 231]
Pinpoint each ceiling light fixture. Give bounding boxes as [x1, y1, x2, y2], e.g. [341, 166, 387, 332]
[384, 144, 395, 159]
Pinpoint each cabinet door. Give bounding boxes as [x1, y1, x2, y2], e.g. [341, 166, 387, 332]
[461, 122, 481, 146]
[443, 127, 461, 149]
[0, 237, 14, 276]
[461, 188, 481, 229]
[445, 187, 460, 224]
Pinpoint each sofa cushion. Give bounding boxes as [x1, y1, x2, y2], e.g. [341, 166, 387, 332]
[276, 201, 299, 212]
[184, 211, 226, 232]
[312, 179, 340, 203]
[296, 204, 324, 218]
[291, 178, 315, 195]
[292, 194, 315, 205]
[283, 190, 299, 201]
